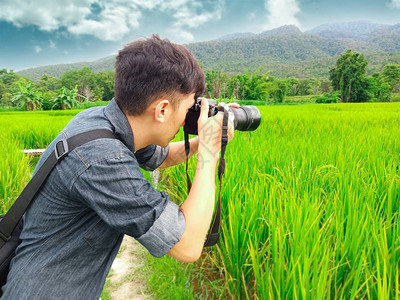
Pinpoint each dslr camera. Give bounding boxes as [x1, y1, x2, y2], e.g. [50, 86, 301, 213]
[184, 97, 261, 135]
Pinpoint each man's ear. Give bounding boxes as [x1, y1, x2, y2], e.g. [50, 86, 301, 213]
[154, 99, 170, 123]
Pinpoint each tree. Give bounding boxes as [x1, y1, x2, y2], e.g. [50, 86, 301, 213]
[297, 78, 321, 96]
[369, 73, 391, 102]
[329, 49, 369, 102]
[0, 69, 27, 102]
[271, 79, 291, 103]
[229, 68, 275, 101]
[52, 86, 82, 110]
[381, 63, 400, 94]
[0, 69, 19, 85]
[320, 79, 332, 94]
[287, 78, 300, 96]
[205, 70, 230, 98]
[60, 67, 96, 102]
[94, 71, 114, 101]
[37, 74, 61, 92]
[60, 68, 114, 102]
[92, 86, 104, 102]
[227, 76, 241, 99]
[0, 82, 6, 106]
[12, 82, 43, 111]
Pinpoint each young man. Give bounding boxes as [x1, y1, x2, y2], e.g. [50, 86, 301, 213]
[2, 35, 235, 299]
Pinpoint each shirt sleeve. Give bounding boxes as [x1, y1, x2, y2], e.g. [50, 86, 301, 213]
[71, 151, 185, 257]
[135, 145, 169, 171]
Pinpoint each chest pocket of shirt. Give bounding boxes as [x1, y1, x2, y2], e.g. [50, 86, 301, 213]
[83, 219, 122, 251]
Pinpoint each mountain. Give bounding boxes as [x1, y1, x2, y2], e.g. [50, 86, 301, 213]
[259, 25, 303, 37]
[306, 21, 400, 53]
[307, 21, 389, 40]
[17, 22, 400, 81]
[17, 56, 116, 81]
[185, 25, 388, 76]
[365, 23, 400, 52]
[187, 29, 380, 65]
[216, 32, 255, 41]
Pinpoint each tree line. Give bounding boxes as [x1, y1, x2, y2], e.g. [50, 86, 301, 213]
[203, 50, 399, 103]
[0, 67, 114, 110]
[1, 49, 400, 111]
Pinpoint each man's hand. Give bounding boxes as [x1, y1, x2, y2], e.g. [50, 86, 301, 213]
[197, 99, 237, 160]
[159, 100, 238, 170]
[167, 100, 238, 262]
[218, 102, 239, 143]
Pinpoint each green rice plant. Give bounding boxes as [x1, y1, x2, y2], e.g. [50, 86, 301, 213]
[1, 103, 399, 298]
[0, 136, 32, 213]
[0, 110, 80, 212]
[149, 102, 400, 299]
[0, 110, 82, 148]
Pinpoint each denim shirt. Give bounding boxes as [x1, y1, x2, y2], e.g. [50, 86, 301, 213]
[2, 99, 186, 299]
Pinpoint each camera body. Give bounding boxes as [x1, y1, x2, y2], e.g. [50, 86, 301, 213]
[183, 97, 261, 135]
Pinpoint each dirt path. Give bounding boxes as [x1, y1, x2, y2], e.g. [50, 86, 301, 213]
[108, 236, 153, 300]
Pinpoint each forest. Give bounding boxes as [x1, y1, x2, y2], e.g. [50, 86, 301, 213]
[1, 49, 400, 111]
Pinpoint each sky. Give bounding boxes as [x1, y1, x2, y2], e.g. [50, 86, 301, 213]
[0, 0, 399, 71]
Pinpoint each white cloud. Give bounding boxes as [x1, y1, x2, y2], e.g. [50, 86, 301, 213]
[167, 27, 194, 42]
[264, 0, 301, 30]
[164, 0, 225, 42]
[68, 4, 141, 41]
[0, 0, 93, 31]
[131, 0, 165, 10]
[49, 40, 56, 48]
[0, 0, 225, 42]
[247, 12, 257, 20]
[34, 46, 42, 53]
[388, 0, 400, 9]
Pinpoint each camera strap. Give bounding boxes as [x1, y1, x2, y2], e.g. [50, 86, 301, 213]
[184, 106, 228, 247]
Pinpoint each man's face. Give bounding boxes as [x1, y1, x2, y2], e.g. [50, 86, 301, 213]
[163, 93, 195, 146]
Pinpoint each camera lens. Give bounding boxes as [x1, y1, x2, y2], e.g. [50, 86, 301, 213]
[231, 106, 261, 131]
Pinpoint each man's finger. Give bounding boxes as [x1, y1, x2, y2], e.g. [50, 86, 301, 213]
[199, 98, 209, 123]
[227, 103, 240, 109]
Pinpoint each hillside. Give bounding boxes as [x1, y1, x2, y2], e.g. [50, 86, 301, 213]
[186, 31, 380, 73]
[17, 22, 400, 81]
[18, 56, 116, 82]
[307, 21, 389, 40]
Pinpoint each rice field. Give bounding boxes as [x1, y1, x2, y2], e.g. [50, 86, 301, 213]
[1, 103, 399, 299]
[150, 102, 400, 299]
[0, 110, 80, 213]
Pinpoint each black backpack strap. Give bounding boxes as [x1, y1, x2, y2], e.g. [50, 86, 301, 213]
[0, 129, 116, 247]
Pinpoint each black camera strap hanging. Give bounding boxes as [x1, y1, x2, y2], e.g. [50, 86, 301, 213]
[184, 106, 228, 247]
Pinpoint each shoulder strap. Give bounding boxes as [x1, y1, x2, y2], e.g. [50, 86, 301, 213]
[0, 129, 116, 246]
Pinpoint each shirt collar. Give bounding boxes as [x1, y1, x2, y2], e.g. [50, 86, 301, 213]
[104, 98, 135, 152]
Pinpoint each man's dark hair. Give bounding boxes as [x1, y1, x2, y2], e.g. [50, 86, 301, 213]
[114, 34, 205, 115]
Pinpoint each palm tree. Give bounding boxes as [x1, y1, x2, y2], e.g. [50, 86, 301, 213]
[12, 82, 43, 111]
[52, 85, 84, 110]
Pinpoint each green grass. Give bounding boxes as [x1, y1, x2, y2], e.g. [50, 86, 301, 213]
[284, 95, 319, 104]
[147, 102, 400, 299]
[77, 100, 110, 109]
[0, 110, 83, 149]
[0, 110, 81, 214]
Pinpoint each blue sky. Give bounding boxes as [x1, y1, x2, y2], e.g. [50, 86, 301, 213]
[1, 0, 399, 71]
